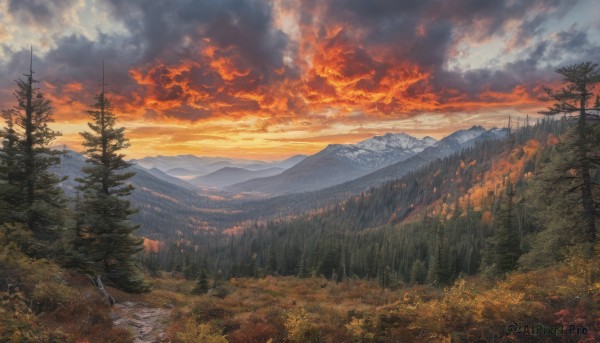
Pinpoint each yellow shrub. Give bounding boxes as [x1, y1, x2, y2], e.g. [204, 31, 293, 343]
[345, 317, 374, 340]
[285, 307, 320, 342]
[176, 319, 227, 343]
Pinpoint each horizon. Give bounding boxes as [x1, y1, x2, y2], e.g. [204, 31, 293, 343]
[1, 0, 598, 159]
[57, 123, 507, 160]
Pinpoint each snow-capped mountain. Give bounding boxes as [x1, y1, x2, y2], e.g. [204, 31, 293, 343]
[326, 133, 437, 170]
[226, 132, 438, 195]
[444, 125, 487, 144]
[334, 126, 507, 194]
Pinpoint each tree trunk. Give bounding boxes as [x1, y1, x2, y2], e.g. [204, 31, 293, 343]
[580, 165, 596, 242]
[578, 94, 596, 244]
[90, 275, 115, 306]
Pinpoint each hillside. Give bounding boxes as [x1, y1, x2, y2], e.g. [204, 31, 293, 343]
[48, 127, 512, 239]
[191, 166, 285, 188]
[141, 166, 198, 190]
[160, 118, 570, 279]
[52, 150, 237, 239]
[224, 126, 508, 223]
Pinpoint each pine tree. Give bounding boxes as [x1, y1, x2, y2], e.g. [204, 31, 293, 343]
[146, 252, 160, 277]
[540, 62, 600, 246]
[519, 124, 600, 268]
[192, 269, 209, 295]
[409, 259, 427, 285]
[378, 265, 391, 290]
[492, 179, 521, 274]
[75, 67, 147, 293]
[297, 251, 309, 278]
[0, 109, 21, 222]
[267, 246, 277, 275]
[427, 221, 449, 285]
[4, 49, 66, 247]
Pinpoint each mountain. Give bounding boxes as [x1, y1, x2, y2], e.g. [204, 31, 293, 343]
[164, 167, 200, 177]
[221, 126, 508, 224]
[132, 154, 306, 178]
[138, 166, 198, 190]
[48, 127, 506, 238]
[190, 166, 285, 188]
[132, 154, 216, 175]
[226, 132, 438, 195]
[183, 119, 567, 282]
[51, 150, 236, 239]
[255, 154, 307, 170]
[339, 126, 504, 191]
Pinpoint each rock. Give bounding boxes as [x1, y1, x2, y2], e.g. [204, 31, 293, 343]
[112, 301, 171, 343]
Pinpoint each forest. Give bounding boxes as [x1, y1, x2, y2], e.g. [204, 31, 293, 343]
[1, 55, 599, 342]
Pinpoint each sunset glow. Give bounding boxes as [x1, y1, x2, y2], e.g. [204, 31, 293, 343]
[0, 0, 598, 159]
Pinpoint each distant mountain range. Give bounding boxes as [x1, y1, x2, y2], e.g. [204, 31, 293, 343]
[49, 126, 507, 238]
[329, 126, 506, 193]
[190, 167, 285, 188]
[224, 127, 504, 196]
[223, 126, 507, 221]
[132, 154, 306, 179]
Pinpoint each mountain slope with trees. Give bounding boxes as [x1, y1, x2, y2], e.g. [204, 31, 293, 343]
[146, 118, 572, 284]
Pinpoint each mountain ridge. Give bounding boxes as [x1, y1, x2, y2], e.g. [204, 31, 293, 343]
[226, 127, 492, 196]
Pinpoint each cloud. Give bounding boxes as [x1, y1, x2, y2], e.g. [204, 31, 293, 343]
[7, 0, 80, 28]
[0, 0, 598, 157]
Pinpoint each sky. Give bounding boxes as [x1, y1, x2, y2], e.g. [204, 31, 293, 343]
[0, 0, 599, 160]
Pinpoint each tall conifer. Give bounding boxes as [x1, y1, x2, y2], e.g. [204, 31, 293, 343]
[75, 64, 147, 293]
[0, 109, 21, 221]
[492, 179, 521, 274]
[541, 62, 600, 246]
[1, 48, 65, 251]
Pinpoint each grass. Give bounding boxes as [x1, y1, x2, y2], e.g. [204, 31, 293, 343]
[2, 228, 598, 342]
[146, 256, 600, 343]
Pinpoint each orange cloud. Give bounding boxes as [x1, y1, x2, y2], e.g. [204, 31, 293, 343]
[3, 0, 563, 160]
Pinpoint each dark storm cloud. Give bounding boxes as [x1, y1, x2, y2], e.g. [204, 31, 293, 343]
[105, 0, 288, 75]
[1, 0, 597, 123]
[323, 0, 577, 66]
[41, 34, 137, 86]
[0, 31, 142, 121]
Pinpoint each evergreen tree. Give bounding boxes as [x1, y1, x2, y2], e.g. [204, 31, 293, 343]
[519, 125, 600, 268]
[75, 69, 147, 293]
[297, 252, 309, 278]
[3, 49, 66, 248]
[427, 221, 449, 285]
[249, 253, 257, 278]
[183, 254, 199, 280]
[192, 269, 209, 295]
[267, 246, 277, 275]
[491, 179, 521, 274]
[378, 265, 391, 290]
[146, 252, 160, 277]
[0, 109, 21, 222]
[540, 62, 600, 246]
[409, 259, 427, 285]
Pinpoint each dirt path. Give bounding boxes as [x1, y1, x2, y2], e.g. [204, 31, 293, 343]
[112, 301, 172, 343]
